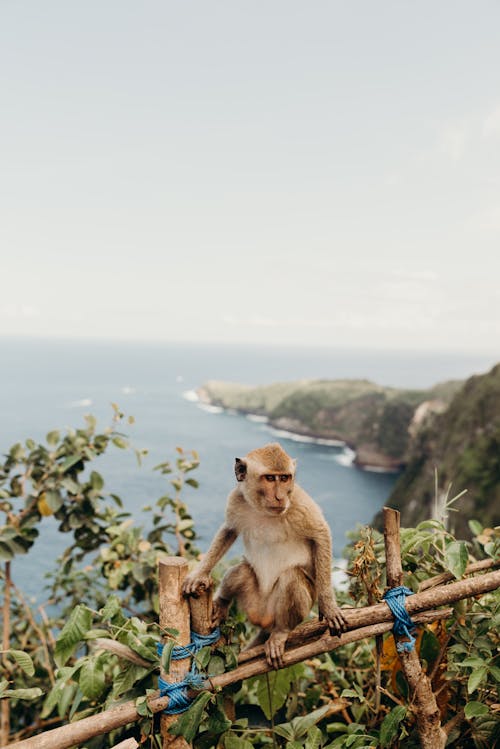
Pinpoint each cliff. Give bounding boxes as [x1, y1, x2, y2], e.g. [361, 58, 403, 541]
[384, 363, 500, 538]
[197, 378, 462, 470]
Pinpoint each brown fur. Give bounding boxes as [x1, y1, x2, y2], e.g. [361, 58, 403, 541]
[183, 443, 347, 668]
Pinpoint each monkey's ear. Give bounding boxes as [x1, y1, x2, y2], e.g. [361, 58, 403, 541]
[234, 458, 247, 482]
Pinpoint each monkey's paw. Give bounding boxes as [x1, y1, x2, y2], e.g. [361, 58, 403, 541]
[319, 603, 348, 636]
[264, 630, 288, 670]
[182, 572, 212, 597]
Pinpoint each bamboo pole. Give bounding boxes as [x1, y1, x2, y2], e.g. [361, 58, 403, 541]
[6, 569, 500, 749]
[383, 508, 446, 749]
[158, 557, 191, 749]
[239, 567, 500, 663]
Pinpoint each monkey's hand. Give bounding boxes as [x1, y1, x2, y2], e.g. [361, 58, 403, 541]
[265, 630, 289, 670]
[182, 571, 212, 597]
[319, 600, 348, 636]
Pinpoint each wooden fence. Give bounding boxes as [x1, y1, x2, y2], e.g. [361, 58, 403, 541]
[5, 508, 500, 749]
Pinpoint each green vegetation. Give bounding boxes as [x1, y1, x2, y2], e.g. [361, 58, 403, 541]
[386, 364, 500, 539]
[1, 411, 499, 747]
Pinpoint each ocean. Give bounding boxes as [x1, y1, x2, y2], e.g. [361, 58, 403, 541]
[0, 338, 497, 600]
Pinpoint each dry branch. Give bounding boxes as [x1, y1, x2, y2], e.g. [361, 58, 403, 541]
[418, 557, 498, 591]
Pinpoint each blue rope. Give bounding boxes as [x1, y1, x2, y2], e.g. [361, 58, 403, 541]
[157, 627, 221, 714]
[383, 586, 417, 653]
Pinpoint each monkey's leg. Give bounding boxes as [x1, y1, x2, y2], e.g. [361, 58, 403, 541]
[264, 567, 314, 669]
[214, 560, 262, 627]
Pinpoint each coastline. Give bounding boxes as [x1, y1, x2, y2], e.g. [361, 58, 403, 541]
[188, 387, 402, 475]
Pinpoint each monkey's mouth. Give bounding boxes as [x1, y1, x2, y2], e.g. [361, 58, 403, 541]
[267, 505, 288, 515]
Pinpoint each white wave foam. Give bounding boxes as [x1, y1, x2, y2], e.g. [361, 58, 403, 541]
[246, 414, 268, 423]
[361, 464, 400, 474]
[182, 390, 199, 402]
[266, 426, 345, 447]
[198, 403, 223, 414]
[334, 447, 356, 467]
[68, 398, 93, 408]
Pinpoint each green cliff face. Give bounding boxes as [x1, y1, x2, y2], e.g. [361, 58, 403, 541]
[198, 378, 462, 470]
[386, 363, 500, 538]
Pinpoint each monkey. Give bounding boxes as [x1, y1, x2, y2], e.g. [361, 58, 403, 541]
[183, 443, 347, 669]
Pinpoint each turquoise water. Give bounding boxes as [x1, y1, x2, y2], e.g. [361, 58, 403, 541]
[0, 338, 496, 599]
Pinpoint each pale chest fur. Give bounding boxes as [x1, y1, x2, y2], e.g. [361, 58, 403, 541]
[241, 514, 312, 594]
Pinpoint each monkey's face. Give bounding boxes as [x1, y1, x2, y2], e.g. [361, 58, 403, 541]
[256, 472, 293, 515]
[235, 443, 296, 515]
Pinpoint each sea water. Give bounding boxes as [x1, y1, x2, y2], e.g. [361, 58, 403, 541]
[0, 338, 496, 600]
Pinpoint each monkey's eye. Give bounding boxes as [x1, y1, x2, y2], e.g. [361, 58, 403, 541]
[264, 475, 276, 483]
[279, 474, 291, 482]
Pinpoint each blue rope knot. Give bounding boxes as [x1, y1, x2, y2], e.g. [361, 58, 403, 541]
[157, 627, 221, 714]
[383, 585, 416, 653]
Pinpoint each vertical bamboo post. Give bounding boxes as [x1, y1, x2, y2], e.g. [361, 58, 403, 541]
[383, 508, 446, 749]
[158, 557, 191, 749]
[186, 584, 235, 721]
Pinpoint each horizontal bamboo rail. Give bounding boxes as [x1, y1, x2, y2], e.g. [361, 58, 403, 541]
[7, 568, 500, 749]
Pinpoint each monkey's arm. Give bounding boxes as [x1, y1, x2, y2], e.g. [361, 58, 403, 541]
[183, 523, 238, 595]
[312, 526, 347, 635]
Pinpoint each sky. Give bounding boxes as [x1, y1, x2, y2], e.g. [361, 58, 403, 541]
[1, 0, 500, 353]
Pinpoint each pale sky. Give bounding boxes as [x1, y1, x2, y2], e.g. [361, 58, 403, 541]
[1, 1, 500, 352]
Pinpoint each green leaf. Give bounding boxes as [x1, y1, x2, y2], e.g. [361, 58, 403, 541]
[0, 541, 14, 560]
[196, 646, 212, 670]
[79, 657, 106, 699]
[61, 454, 83, 472]
[254, 666, 299, 720]
[468, 520, 483, 536]
[464, 701, 489, 719]
[160, 640, 175, 673]
[100, 596, 121, 621]
[113, 664, 148, 697]
[379, 705, 407, 747]
[8, 649, 35, 677]
[58, 683, 77, 719]
[305, 725, 323, 749]
[468, 666, 488, 694]
[461, 657, 486, 668]
[83, 629, 112, 640]
[489, 665, 500, 682]
[54, 604, 92, 666]
[45, 490, 63, 512]
[445, 540, 468, 579]
[112, 436, 129, 449]
[90, 471, 104, 490]
[289, 705, 332, 740]
[224, 736, 254, 749]
[206, 698, 232, 734]
[419, 629, 440, 669]
[207, 655, 225, 676]
[4, 687, 43, 700]
[46, 430, 60, 446]
[135, 695, 150, 717]
[169, 691, 213, 742]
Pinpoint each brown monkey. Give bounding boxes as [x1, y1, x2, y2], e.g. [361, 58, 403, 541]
[183, 443, 347, 668]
